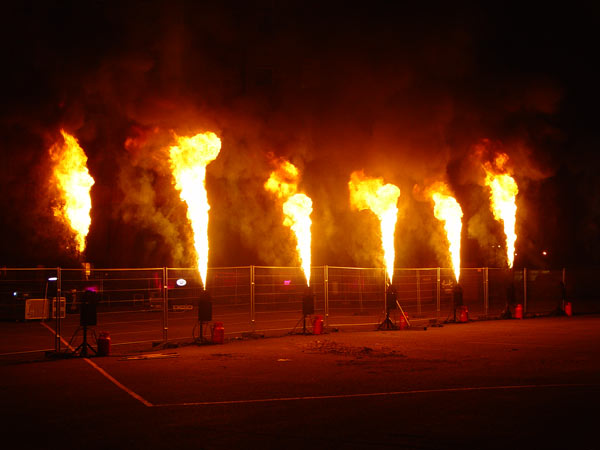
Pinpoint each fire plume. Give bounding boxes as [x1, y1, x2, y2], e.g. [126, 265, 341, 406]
[427, 182, 463, 282]
[265, 160, 313, 286]
[169, 132, 221, 288]
[483, 153, 518, 268]
[49, 130, 95, 254]
[348, 171, 400, 284]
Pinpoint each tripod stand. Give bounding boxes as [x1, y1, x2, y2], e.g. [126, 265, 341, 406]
[194, 320, 211, 344]
[446, 283, 464, 323]
[291, 313, 313, 335]
[290, 291, 315, 335]
[377, 308, 398, 330]
[72, 289, 98, 357]
[378, 287, 399, 330]
[72, 325, 97, 357]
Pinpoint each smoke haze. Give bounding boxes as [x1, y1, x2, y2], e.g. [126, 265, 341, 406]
[1, 2, 598, 268]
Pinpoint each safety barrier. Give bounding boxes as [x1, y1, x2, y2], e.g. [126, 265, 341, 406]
[1, 266, 597, 357]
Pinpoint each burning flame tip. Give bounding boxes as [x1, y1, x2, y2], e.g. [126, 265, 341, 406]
[265, 160, 312, 285]
[484, 153, 518, 268]
[50, 130, 95, 254]
[349, 170, 400, 283]
[169, 131, 222, 286]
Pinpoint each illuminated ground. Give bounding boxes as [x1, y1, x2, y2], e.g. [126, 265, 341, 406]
[1, 315, 599, 449]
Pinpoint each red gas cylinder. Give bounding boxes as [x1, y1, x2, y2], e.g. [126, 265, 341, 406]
[565, 302, 573, 316]
[312, 315, 323, 335]
[459, 306, 469, 323]
[515, 303, 523, 319]
[399, 314, 408, 329]
[97, 331, 111, 356]
[211, 322, 224, 344]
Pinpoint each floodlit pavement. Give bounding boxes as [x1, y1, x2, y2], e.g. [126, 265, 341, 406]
[1, 315, 599, 449]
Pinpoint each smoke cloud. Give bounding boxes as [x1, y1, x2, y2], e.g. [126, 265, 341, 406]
[0, 2, 597, 268]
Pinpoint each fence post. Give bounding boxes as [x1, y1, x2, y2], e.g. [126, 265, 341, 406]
[55, 267, 62, 353]
[324, 265, 329, 326]
[250, 265, 255, 331]
[523, 267, 527, 314]
[436, 267, 441, 316]
[383, 268, 387, 313]
[416, 269, 421, 315]
[483, 267, 489, 316]
[162, 267, 168, 344]
[562, 267, 566, 310]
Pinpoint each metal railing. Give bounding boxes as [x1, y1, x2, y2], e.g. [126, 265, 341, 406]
[1, 266, 598, 357]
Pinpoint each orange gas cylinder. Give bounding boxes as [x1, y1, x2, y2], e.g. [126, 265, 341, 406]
[565, 302, 573, 316]
[312, 315, 323, 335]
[459, 306, 469, 323]
[97, 331, 111, 356]
[515, 303, 523, 319]
[211, 322, 224, 344]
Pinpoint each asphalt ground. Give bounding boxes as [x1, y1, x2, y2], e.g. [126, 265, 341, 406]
[1, 315, 599, 449]
[0, 307, 418, 359]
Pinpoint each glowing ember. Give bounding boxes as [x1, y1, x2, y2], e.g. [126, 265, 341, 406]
[265, 160, 313, 286]
[49, 130, 95, 253]
[348, 170, 400, 284]
[426, 182, 463, 282]
[483, 153, 518, 268]
[169, 132, 221, 288]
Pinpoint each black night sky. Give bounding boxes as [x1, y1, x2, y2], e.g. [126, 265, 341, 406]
[0, 1, 598, 269]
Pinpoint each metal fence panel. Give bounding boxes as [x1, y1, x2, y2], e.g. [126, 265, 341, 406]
[391, 269, 437, 319]
[252, 266, 321, 334]
[327, 267, 385, 327]
[526, 269, 563, 314]
[460, 268, 485, 318]
[60, 268, 165, 351]
[166, 267, 252, 341]
[2, 265, 598, 360]
[488, 268, 515, 316]
[0, 268, 59, 357]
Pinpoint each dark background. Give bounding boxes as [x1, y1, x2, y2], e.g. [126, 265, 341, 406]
[0, 1, 598, 269]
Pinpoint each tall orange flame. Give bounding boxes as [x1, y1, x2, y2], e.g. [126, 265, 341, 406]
[169, 132, 221, 288]
[49, 130, 95, 254]
[484, 153, 518, 268]
[265, 160, 313, 286]
[426, 182, 463, 282]
[348, 171, 400, 284]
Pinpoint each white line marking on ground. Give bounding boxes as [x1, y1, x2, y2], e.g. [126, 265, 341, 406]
[40, 322, 153, 407]
[154, 383, 597, 408]
[467, 341, 555, 348]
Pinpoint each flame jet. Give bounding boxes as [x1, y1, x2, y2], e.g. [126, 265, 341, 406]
[348, 171, 400, 284]
[49, 130, 95, 254]
[265, 160, 313, 286]
[169, 132, 221, 288]
[426, 182, 463, 282]
[483, 153, 518, 268]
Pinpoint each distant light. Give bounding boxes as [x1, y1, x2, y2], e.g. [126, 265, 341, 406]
[542, 251, 548, 256]
[48, 277, 58, 281]
[176, 278, 187, 287]
[13, 291, 17, 297]
[284, 280, 291, 286]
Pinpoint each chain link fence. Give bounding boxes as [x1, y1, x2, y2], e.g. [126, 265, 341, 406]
[1, 266, 598, 359]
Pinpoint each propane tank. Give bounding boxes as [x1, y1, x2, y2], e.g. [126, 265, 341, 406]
[312, 315, 323, 335]
[515, 303, 523, 319]
[459, 306, 469, 323]
[399, 314, 408, 329]
[565, 302, 573, 316]
[97, 331, 111, 356]
[211, 322, 224, 344]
